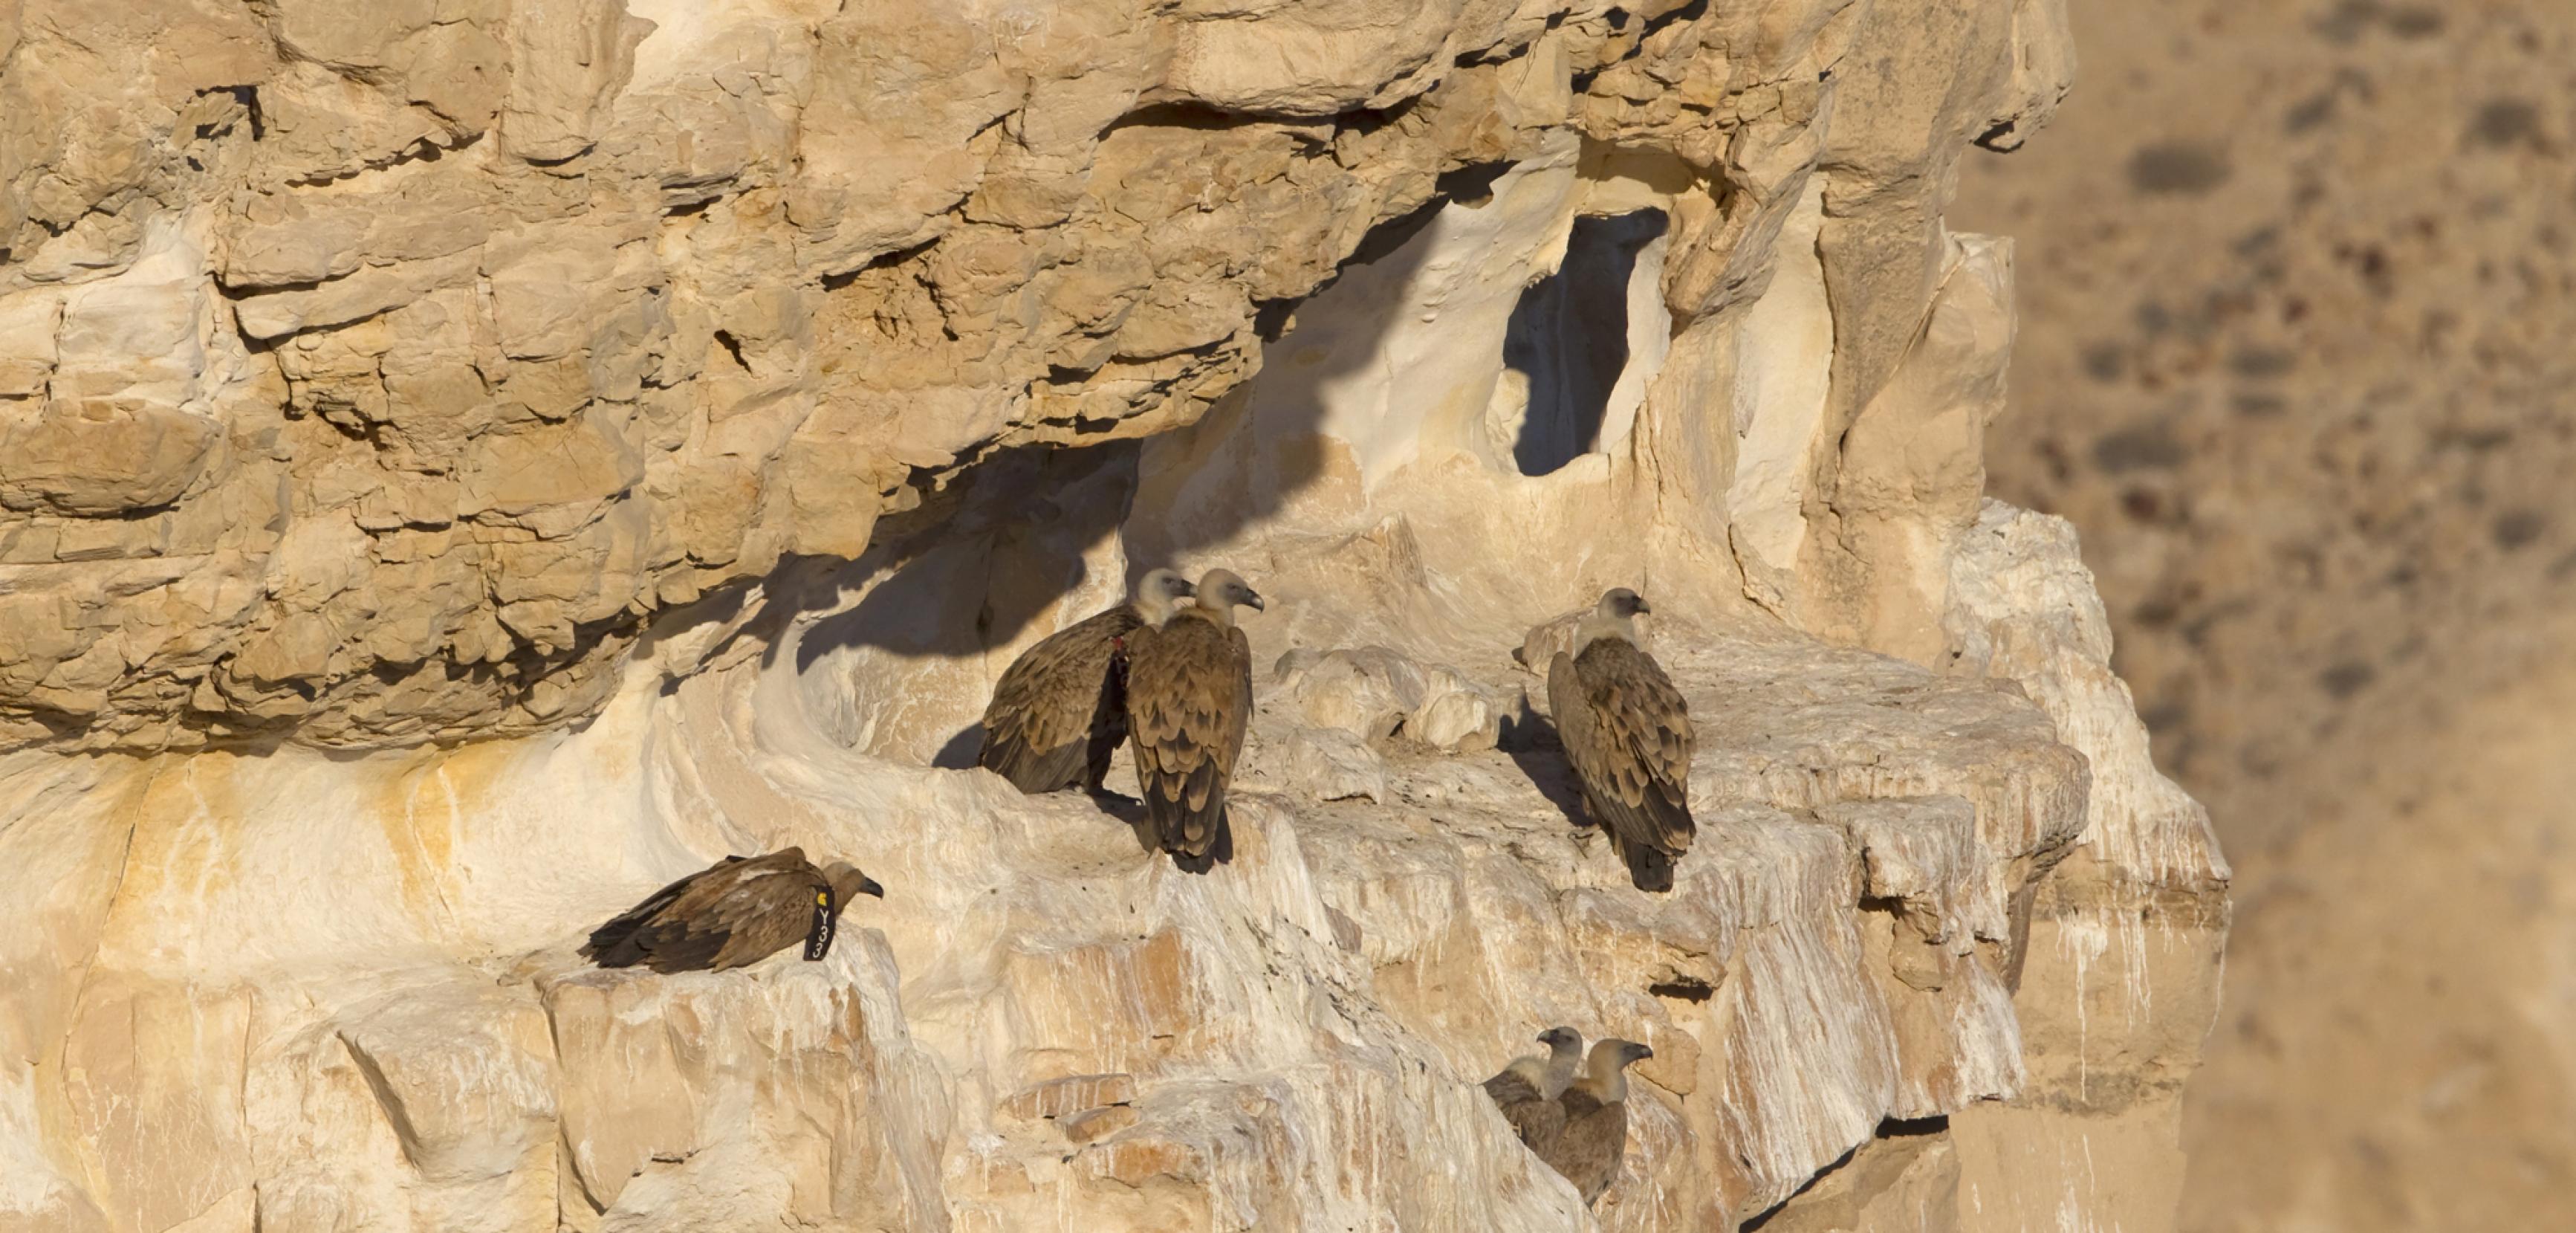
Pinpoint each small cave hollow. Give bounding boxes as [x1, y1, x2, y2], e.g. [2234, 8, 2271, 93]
[1500, 207, 1667, 476]
[1647, 974, 1716, 1003]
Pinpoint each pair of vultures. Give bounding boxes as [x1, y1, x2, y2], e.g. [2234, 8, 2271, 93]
[1485, 1027, 1658, 1206]
[578, 575, 1692, 1200]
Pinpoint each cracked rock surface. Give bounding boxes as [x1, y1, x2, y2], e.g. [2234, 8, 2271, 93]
[1, 1, 2225, 1230]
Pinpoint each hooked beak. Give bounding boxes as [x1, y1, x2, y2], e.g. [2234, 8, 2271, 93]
[857, 876, 886, 899]
[1633, 598, 1652, 615]
[1244, 590, 1265, 612]
[1635, 1045, 1655, 1061]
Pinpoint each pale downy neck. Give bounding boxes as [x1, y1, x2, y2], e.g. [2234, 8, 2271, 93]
[1540, 1041, 1583, 1099]
[1187, 598, 1236, 630]
[1132, 585, 1182, 627]
[1583, 1044, 1634, 1102]
[1572, 609, 1639, 655]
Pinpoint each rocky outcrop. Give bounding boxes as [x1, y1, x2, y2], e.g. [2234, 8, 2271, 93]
[0, 1, 2224, 1230]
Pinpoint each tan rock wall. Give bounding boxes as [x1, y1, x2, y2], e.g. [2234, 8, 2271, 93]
[0, 1, 2225, 1231]
[0, 0, 2066, 754]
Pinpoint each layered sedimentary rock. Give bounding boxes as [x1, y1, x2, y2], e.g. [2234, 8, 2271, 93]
[0, 1, 2225, 1230]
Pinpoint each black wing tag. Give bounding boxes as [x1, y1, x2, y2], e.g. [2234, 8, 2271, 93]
[803, 886, 837, 961]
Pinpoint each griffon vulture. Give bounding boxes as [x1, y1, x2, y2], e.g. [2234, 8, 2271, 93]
[979, 569, 1198, 796]
[1483, 1026, 1584, 1156]
[1540, 1038, 1654, 1206]
[1548, 588, 1695, 890]
[1126, 569, 1264, 869]
[581, 847, 883, 974]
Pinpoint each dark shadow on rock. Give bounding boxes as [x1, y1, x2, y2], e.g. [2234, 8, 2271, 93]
[932, 722, 984, 770]
[792, 441, 1143, 674]
[1125, 162, 1518, 567]
[764, 157, 1558, 684]
[1501, 711, 1594, 830]
[1504, 208, 1666, 476]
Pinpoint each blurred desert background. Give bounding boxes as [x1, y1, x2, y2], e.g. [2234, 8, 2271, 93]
[1956, 0, 2576, 1226]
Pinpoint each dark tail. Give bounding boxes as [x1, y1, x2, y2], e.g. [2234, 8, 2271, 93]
[580, 867, 710, 966]
[1621, 840, 1677, 894]
[1149, 762, 1227, 862]
[1166, 804, 1233, 875]
[582, 910, 655, 967]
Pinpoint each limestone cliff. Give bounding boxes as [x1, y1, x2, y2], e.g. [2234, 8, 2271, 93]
[0, 1, 2225, 1230]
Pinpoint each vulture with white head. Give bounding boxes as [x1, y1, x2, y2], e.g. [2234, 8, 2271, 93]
[978, 569, 1198, 796]
[581, 847, 883, 974]
[1483, 1026, 1584, 1156]
[1547, 588, 1695, 890]
[1126, 569, 1264, 869]
[1540, 1037, 1654, 1206]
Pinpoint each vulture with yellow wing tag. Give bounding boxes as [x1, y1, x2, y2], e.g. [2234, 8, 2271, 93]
[581, 847, 882, 974]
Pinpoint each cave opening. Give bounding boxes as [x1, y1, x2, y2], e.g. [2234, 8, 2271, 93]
[1500, 207, 1667, 476]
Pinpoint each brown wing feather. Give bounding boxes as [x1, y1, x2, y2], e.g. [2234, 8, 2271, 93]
[1554, 640, 1694, 882]
[1127, 612, 1248, 861]
[589, 849, 820, 974]
[979, 606, 1143, 793]
[1547, 649, 1601, 800]
[1484, 1064, 1567, 1155]
[1541, 1088, 1627, 1206]
[707, 863, 829, 970]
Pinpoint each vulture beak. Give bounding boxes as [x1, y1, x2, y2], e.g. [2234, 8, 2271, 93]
[1635, 1044, 1655, 1060]
[857, 876, 886, 899]
[1633, 598, 1652, 615]
[1245, 590, 1265, 612]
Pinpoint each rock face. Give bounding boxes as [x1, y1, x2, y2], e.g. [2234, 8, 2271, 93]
[0, 1, 2226, 1232]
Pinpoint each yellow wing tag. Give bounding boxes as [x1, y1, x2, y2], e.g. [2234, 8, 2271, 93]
[803, 886, 837, 961]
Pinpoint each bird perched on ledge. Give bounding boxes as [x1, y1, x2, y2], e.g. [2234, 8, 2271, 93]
[1484, 1026, 1585, 1156]
[1126, 568, 1264, 870]
[581, 847, 883, 974]
[1540, 1037, 1654, 1206]
[979, 568, 1198, 798]
[1548, 588, 1695, 891]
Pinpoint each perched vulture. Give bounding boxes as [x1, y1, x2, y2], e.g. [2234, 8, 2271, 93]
[1126, 569, 1264, 870]
[979, 569, 1199, 797]
[581, 847, 883, 974]
[1540, 1038, 1654, 1206]
[1483, 1026, 1584, 1156]
[1547, 588, 1695, 891]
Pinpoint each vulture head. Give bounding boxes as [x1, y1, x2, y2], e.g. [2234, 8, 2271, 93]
[823, 861, 886, 906]
[1195, 569, 1265, 618]
[1575, 588, 1652, 652]
[1584, 1037, 1653, 1090]
[1537, 1026, 1583, 1053]
[1133, 568, 1198, 624]
[1598, 588, 1650, 619]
